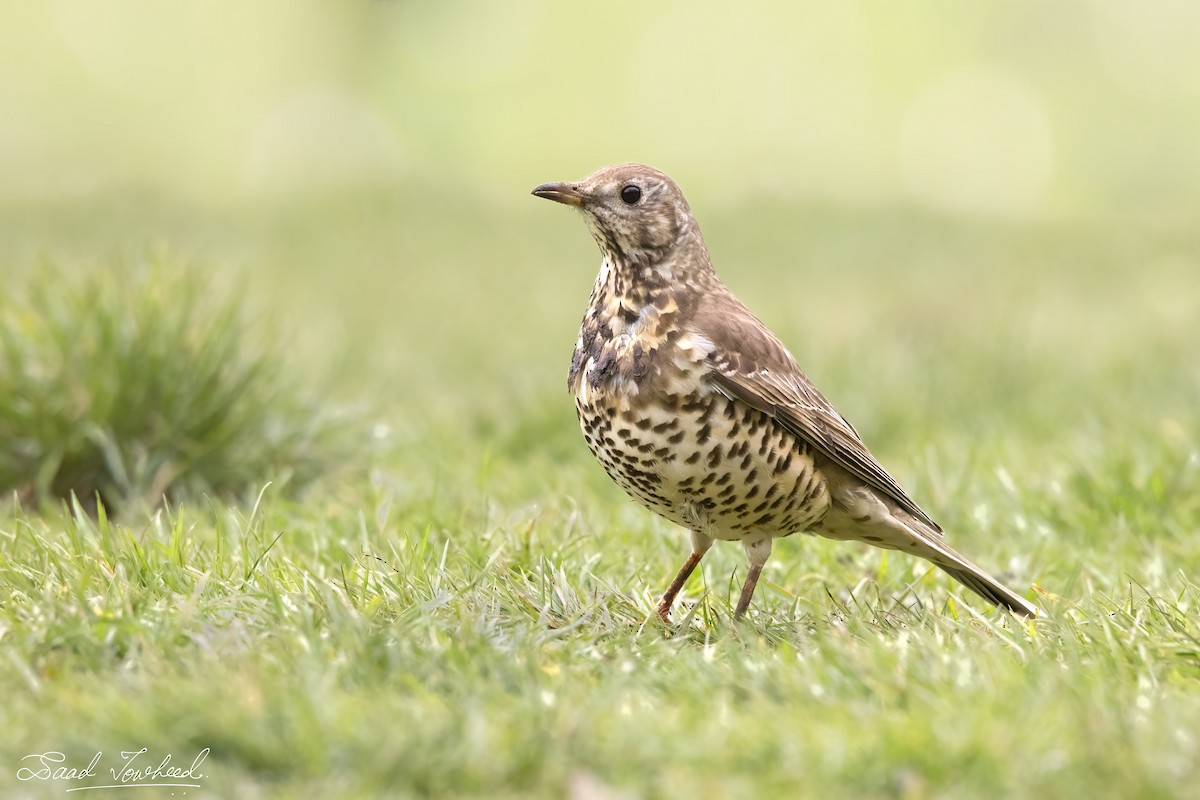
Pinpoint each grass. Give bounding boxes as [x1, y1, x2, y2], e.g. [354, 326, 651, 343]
[1, 189, 1198, 798]
[0, 256, 344, 514]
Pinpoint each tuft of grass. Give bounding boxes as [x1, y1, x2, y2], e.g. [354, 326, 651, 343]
[0, 254, 345, 513]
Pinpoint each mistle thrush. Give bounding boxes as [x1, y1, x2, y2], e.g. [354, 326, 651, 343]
[532, 163, 1038, 621]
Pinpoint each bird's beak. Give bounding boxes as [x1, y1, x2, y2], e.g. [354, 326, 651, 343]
[531, 181, 588, 207]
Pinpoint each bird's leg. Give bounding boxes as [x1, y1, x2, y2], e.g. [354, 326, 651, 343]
[734, 537, 774, 619]
[657, 530, 713, 623]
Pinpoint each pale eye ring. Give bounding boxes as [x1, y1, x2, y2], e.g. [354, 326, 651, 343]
[620, 185, 642, 205]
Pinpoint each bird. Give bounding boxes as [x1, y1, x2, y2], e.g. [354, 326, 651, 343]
[532, 163, 1038, 622]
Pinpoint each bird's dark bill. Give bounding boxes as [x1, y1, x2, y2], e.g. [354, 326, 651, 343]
[532, 182, 587, 207]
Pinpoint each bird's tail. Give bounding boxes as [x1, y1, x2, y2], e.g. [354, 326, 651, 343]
[818, 502, 1040, 617]
[930, 552, 1040, 617]
[898, 516, 1040, 618]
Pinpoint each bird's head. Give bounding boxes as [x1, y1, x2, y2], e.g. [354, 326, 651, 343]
[533, 163, 701, 269]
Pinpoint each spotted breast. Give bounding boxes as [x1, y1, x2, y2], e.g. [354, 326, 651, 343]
[569, 257, 831, 543]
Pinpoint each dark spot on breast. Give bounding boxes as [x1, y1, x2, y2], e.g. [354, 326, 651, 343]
[630, 342, 650, 380]
[707, 445, 723, 468]
[794, 471, 815, 501]
[589, 350, 616, 388]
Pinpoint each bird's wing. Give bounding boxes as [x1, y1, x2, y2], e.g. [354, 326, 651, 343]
[695, 293, 943, 534]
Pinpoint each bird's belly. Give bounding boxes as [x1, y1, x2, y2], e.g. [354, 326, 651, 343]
[575, 385, 830, 541]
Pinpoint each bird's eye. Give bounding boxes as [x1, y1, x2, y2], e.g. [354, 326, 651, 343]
[620, 185, 642, 205]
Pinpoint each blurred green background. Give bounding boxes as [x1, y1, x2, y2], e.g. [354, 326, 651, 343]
[4, 1, 1197, 420]
[4, 1, 1200, 217]
[2, 0, 1197, 515]
[3, 4, 1200, 797]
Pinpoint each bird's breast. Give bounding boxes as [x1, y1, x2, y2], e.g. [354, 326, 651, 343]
[571, 309, 706, 408]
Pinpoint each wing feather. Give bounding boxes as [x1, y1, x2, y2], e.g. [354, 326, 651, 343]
[695, 291, 943, 534]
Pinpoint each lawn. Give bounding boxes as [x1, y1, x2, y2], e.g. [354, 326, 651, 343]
[1, 189, 1197, 799]
[3, 3, 1200, 797]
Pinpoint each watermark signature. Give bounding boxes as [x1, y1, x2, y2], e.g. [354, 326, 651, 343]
[16, 748, 209, 793]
